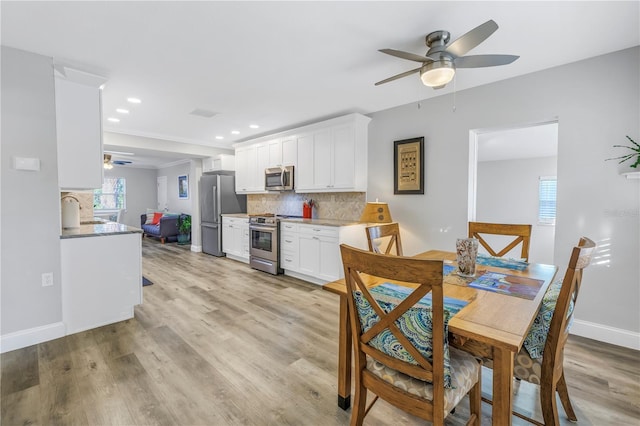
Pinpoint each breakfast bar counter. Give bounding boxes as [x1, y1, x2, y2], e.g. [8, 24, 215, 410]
[60, 221, 142, 239]
[60, 221, 143, 335]
[278, 217, 362, 227]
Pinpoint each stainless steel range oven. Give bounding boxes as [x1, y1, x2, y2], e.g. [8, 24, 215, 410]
[249, 216, 282, 275]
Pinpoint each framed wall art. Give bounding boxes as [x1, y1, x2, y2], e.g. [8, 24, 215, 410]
[178, 174, 189, 199]
[394, 137, 424, 194]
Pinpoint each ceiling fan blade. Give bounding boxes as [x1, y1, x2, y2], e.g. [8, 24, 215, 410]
[379, 49, 434, 63]
[374, 67, 421, 86]
[454, 54, 519, 68]
[445, 19, 499, 57]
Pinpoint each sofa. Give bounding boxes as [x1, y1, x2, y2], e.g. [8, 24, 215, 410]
[140, 213, 179, 243]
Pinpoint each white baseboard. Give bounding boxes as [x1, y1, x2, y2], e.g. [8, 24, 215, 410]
[570, 319, 640, 350]
[191, 244, 202, 253]
[1, 322, 66, 354]
[226, 253, 249, 264]
[283, 270, 326, 286]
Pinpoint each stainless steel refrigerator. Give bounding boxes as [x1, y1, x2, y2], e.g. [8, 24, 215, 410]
[200, 172, 247, 256]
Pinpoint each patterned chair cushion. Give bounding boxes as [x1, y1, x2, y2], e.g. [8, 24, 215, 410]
[353, 285, 462, 388]
[523, 279, 574, 359]
[367, 347, 480, 418]
[513, 347, 543, 384]
[482, 345, 543, 384]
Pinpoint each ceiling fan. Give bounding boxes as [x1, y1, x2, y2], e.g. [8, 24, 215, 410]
[375, 19, 519, 89]
[103, 154, 132, 169]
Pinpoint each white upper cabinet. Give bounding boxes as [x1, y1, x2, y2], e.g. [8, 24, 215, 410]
[296, 132, 314, 189]
[267, 139, 282, 167]
[234, 147, 250, 192]
[281, 136, 297, 166]
[235, 144, 266, 194]
[55, 70, 106, 190]
[233, 113, 370, 194]
[295, 117, 367, 193]
[203, 154, 235, 172]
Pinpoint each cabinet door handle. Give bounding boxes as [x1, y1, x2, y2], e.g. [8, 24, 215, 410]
[285, 239, 292, 243]
[313, 236, 319, 240]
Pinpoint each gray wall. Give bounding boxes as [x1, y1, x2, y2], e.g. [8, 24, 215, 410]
[477, 156, 557, 264]
[1, 47, 63, 334]
[104, 166, 157, 228]
[158, 161, 193, 215]
[368, 47, 639, 337]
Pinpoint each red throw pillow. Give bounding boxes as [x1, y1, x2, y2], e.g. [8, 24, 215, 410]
[151, 212, 163, 225]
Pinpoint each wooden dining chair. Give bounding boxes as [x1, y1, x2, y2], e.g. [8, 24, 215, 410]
[340, 244, 481, 426]
[483, 236, 596, 425]
[468, 221, 532, 261]
[365, 222, 403, 256]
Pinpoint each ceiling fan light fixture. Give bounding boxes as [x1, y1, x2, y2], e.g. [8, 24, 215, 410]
[420, 59, 455, 87]
[103, 154, 113, 170]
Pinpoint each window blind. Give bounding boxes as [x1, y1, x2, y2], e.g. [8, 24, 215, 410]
[538, 176, 557, 225]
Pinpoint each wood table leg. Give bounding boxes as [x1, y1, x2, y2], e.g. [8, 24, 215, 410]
[337, 295, 351, 410]
[492, 346, 515, 426]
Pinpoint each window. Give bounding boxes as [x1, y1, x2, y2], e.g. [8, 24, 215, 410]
[94, 177, 126, 210]
[538, 176, 557, 225]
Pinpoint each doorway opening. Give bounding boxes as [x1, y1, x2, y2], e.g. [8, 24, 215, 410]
[468, 121, 558, 264]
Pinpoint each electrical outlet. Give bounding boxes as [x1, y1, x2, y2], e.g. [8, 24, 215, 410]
[42, 272, 54, 287]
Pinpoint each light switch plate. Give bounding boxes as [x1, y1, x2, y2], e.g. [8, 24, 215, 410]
[14, 157, 41, 171]
[42, 272, 54, 287]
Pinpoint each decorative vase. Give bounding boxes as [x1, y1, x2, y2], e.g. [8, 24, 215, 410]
[456, 238, 479, 277]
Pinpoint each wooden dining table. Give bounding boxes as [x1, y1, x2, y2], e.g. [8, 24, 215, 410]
[322, 249, 558, 426]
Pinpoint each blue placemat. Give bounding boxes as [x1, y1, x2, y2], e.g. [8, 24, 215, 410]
[443, 263, 456, 276]
[468, 271, 543, 300]
[476, 253, 529, 271]
[372, 282, 469, 315]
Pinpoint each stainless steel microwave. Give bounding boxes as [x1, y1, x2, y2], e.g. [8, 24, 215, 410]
[265, 166, 294, 191]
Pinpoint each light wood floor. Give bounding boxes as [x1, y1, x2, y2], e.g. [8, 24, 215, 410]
[2, 239, 639, 425]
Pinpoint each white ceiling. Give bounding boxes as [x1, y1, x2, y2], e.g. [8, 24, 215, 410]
[2, 1, 638, 167]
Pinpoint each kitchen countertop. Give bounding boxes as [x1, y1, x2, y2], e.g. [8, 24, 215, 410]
[60, 221, 143, 239]
[278, 217, 363, 227]
[220, 213, 249, 218]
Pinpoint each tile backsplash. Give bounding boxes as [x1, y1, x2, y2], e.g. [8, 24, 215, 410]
[60, 191, 94, 222]
[247, 192, 366, 221]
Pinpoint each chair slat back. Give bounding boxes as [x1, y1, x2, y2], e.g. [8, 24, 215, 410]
[544, 237, 596, 374]
[340, 244, 444, 386]
[468, 221, 532, 261]
[365, 223, 403, 256]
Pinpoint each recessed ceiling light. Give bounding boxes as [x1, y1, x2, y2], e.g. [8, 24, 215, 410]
[116, 108, 129, 114]
[127, 97, 141, 104]
[231, 130, 240, 135]
[107, 117, 120, 123]
[249, 124, 259, 129]
[215, 136, 224, 140]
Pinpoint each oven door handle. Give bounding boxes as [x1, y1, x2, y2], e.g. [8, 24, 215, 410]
[250, 225, 277, 233]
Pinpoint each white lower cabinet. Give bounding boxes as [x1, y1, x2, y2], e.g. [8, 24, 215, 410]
[61, 233, 142, 335]
[280, 222, 299, 271]
[280, 221, 366, 285]
[222, 216, 249, 263]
